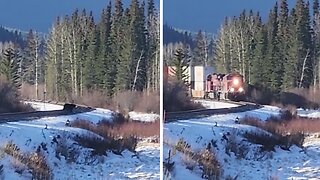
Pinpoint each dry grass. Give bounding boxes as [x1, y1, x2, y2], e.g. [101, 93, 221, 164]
[21, 84, 160, 114]
[240, 116, 307, 150]
[241, 115, 320, 135]
[71, 119, 159, 155]
[3, 141, 52, 179]
[71, 119, 159, 139]
[174, 138, 221, 179]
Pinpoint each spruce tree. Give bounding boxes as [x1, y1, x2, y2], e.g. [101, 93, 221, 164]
[1, 46, 22, 90]
[171, 48, 190, 83]
[193, 30, 207, 66]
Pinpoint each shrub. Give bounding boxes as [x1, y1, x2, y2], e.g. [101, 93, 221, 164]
[197, 149, 221, 180]
[71, 119, 159, 139]
[0, 80, 34, 113]
[3, 142, 52, 180]
[174, 138, 191, 153]
[173, 138, 221, 179]
[134, 91, 160, 113]
[74, 133, 138, 156]
[164, 80, 203, 112]
[54, 137, 80, 164]
[243, 130, 304, 151]
[243, 131, 280, 152]
[4, 141, 21, 159]
[74, 135, 109, 156]
[26, 152, 52, 180]
[225, 130, 249, 159]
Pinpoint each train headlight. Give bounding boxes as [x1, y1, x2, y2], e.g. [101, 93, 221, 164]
[230, 88, 235, 92]
[239, 87, 244, 92]
[233, 78, 239, 86]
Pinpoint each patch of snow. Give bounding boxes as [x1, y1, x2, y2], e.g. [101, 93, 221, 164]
[297, 109, 320, 118]
[24, 101, 63, 111]
[194, 100, 239, 109]
[129, 112, 159, 122]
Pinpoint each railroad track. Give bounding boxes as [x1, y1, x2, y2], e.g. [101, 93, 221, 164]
[0, 103, 94, 123]
[165, 101, 262, 122]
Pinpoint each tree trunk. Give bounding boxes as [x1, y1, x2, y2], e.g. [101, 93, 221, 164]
[35, 32, 39, 100]
[132, 51, 144, 91]
[299, 49, 310, 88]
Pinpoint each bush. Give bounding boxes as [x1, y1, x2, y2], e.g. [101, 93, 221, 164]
[197, 149, 221, 180]
[26, 152, 52, 180]
[164, 80, 203, 112]
[54, 136, 80, 164]
[243, 131, 304, 151]
[173, 138, 221, 179]
[74, 135, 109, 156]
[74, 133, 138, 155]
[70, 118, 154, 154]
[3, 141, 52, 179]
[134, 91, 160, 114]
[240, 116, 306, 151]
[0, 80, 34, 113]
[225, 130, 249, 159]
[71, 119, 159, 139]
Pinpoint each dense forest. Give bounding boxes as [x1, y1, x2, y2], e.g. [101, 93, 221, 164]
[165, 0, 320, 96]
[0, 0, 159, 102]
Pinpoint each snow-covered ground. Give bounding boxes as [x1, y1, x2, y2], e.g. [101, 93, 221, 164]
[194, 100, 239, 109]
[164, 102, 320, 179]
[129, 111, 160, 122]
[0, 102, 160, 180]
[297, 108, 320, 118]
[24, 101, 63, 111]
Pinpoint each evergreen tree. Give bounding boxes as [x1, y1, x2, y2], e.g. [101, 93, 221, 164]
[1, 46, 22, 90]
[251, 16, 267, 87]
[193, 30, 207, 66]
[171, 48, 190, 83]
[265, 3, 282, 92]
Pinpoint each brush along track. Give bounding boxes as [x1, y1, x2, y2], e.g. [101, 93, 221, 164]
[165, 101, 261, 122]
[0, 105, 94, 123]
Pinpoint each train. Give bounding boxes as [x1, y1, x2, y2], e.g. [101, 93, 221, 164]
[205, 72, 245, 101]
[165, 66, 246, 101]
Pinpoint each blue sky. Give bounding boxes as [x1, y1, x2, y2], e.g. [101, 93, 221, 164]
[164, 0, 296, 33]
[0, 0, 159, 33]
